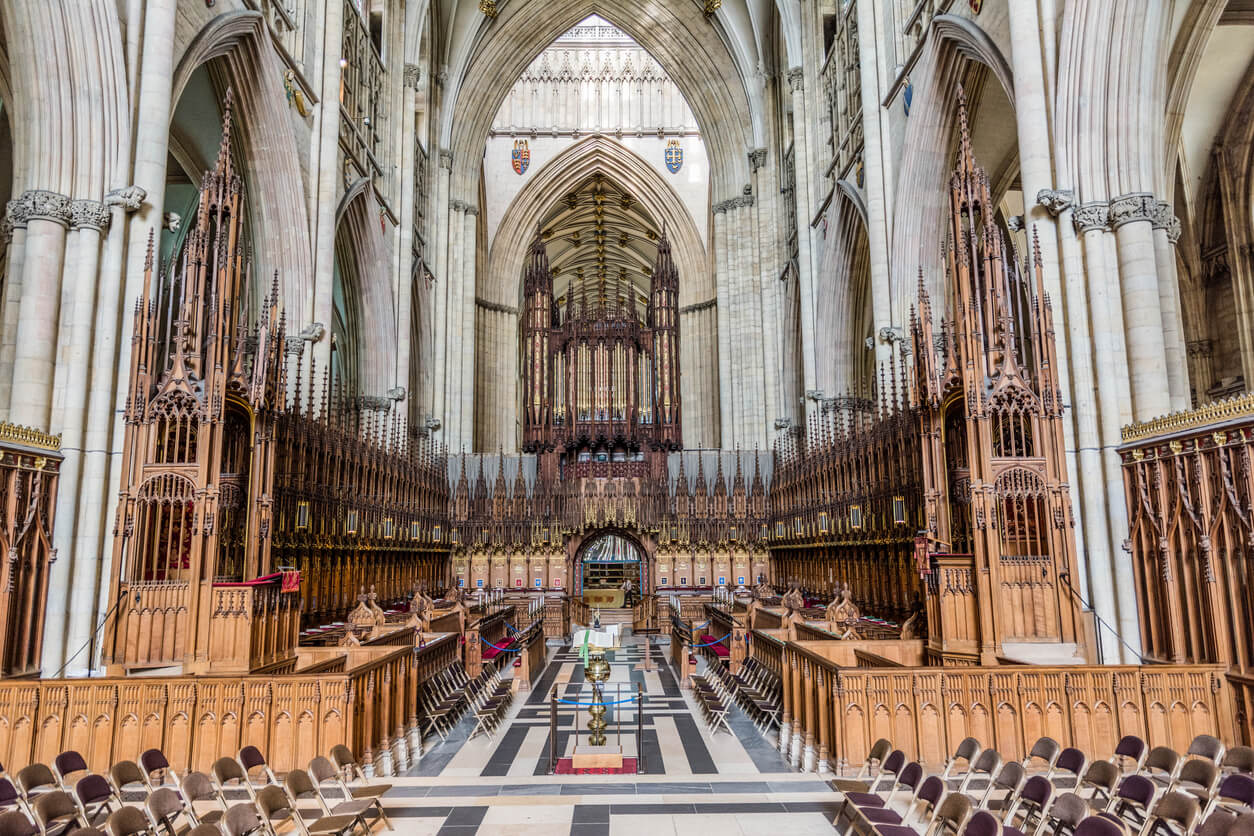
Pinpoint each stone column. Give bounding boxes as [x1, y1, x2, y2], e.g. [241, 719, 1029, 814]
[750, 149, 784, 437]
[1186, 341, 1213, 405]
[787, 68, 818, 419]
[9, 191, 71, 428]
[1075, 202, 1139, 661]
[1111, 193, 1171, 422]
[855, 0, 895, 368]
[460, 204, 479, 449]
[42, 200, 111, 672]
[1040, 190, 1101, 611]
[431, 151, 453, 428]
[1151, 202, 1190, 411]
[445, 200, 466, 446]
[0, 207, 29, 419]
[310, 0, 346, 391]
[77, 193, 140, 673]
[713, 203, 734, 446]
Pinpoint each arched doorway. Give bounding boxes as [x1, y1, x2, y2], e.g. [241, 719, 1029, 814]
[575, 530, 647, 606]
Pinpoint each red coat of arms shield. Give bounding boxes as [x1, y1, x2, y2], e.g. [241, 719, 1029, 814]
[512, 139, 530, 175]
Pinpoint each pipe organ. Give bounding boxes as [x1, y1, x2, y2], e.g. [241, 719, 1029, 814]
[521, 225, 681, 459]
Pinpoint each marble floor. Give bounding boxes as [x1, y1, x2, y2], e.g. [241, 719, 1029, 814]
[380, 629, 841, 835]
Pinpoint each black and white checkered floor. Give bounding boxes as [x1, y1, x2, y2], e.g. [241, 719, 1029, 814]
[386, 629, 840, 834]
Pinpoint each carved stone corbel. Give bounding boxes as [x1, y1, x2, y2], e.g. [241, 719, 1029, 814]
[104, 186, 147, 213]
[1035, 189, 1074, 217]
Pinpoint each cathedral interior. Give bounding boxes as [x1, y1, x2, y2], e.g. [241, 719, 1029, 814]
[0, 0, 1251, 834]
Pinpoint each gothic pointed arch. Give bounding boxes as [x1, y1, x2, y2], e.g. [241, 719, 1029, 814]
[817, 188, 874, 400]
[474, 135, 717, 452]
[483, 135, 708, 308]
[333, 181, 400, 401]
[172, 11, 314, 327]
[886, 17, 1018, 325]
[443, 1, 754, 202]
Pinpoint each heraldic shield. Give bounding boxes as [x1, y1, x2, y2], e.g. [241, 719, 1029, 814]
[665, 139, 683, 173]
[512, 139, 530, 175]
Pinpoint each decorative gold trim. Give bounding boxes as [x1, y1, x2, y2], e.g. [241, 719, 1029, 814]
[0, 422, 61, 451]
[1121, 392, 1254, 443]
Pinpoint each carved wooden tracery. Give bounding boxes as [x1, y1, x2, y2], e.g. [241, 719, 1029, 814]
[104, 95, 451, 676]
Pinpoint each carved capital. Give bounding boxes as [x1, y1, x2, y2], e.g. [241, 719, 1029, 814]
[464, 204, 480, 217]
[1072, 201, 1110, 233]
[284, 336, 305, 356]
[1006, 215, 1024, 232]
[1108, 192, 1156, 228]
[748, 148, 767, 171]
[1186, 339, 1213, 359]
[451, 199, 469, 213]
[10, 190, 71, 228]
[712, 198, 734, 214]
[1151, 200, 1183, 243]
[1036, 188, 1074, 216]
[358, 395, 392, 412]
[786, 67, 804, 93]
[68, 199, 111, 231]
[104, 186, 147, 213]
[403, 64, 421, 89]
[387, 386, 407, 402]
[438, 149, 454, 170]
[879, 325, 905, 345]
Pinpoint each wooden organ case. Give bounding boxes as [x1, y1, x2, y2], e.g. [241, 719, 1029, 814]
[910, 92, 1089, 664]
[520, 225, 681, 462]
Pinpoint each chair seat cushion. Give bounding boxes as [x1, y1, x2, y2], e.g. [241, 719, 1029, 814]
[873, 824, 921, 836]
[858, 807, 903, 824]
[845, 792, 886, 808]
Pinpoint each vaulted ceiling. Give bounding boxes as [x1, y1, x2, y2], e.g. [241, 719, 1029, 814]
[539, 173, 659, 319]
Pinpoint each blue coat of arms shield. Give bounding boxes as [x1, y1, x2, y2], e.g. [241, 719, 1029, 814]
[665, 139, 683, 174]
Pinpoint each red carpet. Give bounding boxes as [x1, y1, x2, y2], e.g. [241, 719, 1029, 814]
[554, 757, 638, 775]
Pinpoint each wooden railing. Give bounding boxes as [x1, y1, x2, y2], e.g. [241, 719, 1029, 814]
[0, 636, 462, 777]
[777, 637, 1236, 774]
[632, 594, 660, 633]
[543, 598, 569, 641]
[206, 581, 301, 673]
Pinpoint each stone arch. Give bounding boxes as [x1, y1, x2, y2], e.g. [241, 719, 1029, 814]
[443, 1, 755, 202]
[887, 16, 1019, 326]
[569, 527, 653, 596]
[1, 0, 129, 198]
[477, 135, 717, 450]
[818, 187, 874, 400]
[171, 11, 314, 327]
[485, 136, 708, 308]
[333, 182, 401, 400]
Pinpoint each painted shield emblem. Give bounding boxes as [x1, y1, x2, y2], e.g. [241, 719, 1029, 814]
[511, 139, 530, 175]
[969, 0, 982, 11]
[665, 139, 683, 174]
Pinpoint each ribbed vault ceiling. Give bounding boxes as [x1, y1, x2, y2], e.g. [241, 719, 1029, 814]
[539, 173, 659, 319]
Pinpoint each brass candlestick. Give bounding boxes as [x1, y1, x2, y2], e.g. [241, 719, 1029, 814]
[584, 649, 611, 746]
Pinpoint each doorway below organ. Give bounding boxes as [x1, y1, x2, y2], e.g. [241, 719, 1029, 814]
[578, 532, 645, 607]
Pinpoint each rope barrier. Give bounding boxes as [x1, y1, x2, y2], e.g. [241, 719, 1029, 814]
[556, 696, 639, 707]
[480, 637, 521, 652]
[690, 633, 731, 648]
